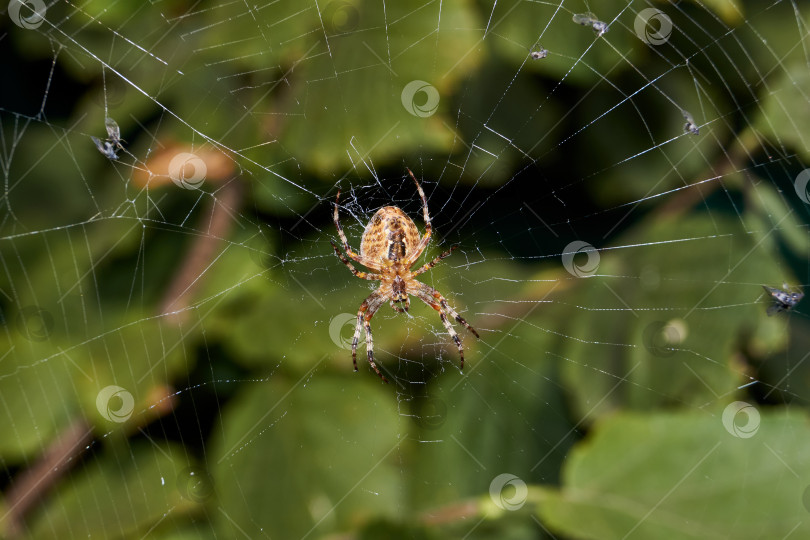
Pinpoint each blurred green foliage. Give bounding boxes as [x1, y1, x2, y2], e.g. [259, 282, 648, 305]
[1, 0, 810, 538]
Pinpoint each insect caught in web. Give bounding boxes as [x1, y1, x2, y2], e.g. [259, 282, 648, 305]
[90, 117, 125, 160]
[572, 12, 609, 37]
[762, 284, 804, 316]
[682, 110, 700, 135]
[330, 169, 480, 383]
[530, 48, 548, 60]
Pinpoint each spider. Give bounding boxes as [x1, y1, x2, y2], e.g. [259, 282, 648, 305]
[330, 169, 480, 383]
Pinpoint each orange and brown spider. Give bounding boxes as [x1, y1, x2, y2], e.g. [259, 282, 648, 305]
[330, 169, 480, 383]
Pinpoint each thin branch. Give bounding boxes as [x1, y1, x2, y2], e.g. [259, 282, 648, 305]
[160, 178, 245, 323]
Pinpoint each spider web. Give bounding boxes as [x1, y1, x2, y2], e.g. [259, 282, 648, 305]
[1, 0, 810, 538]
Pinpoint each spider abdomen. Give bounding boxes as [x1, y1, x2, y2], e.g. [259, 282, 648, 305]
[360, 206, 420, 264]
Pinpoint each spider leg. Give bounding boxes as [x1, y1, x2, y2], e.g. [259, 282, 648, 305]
[333, 190, 378, 267]
[351, 312, 362, 372]
[438, 308, 465, 369]
[330, 241, 382, 280]
[405, 169, 433, 266]
[412, 288, 466, 369]
[437, 296, 480, 339]
[412, 245, 457, 277]
[410, 281, 479, 370]
[353, 291, 389, 383]
[412, 281, 479, 339]
[407, 168, 431, 232]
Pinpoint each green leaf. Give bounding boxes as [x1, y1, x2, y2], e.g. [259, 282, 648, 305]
[0, 340, 78, 460]
[688, 0, 744, 25]
[536, 409, 810, 539]
[406, 327, 574, 514]
[210, 375, 402, 538]
[558, 212, 787, 424]
[755, 60, 810, 161]
[739, 3, 810, 91]
[746, 178, 810, 256]
[196, 0, 482, 173]
[493, 0, 643, 85]
[25, 443, 194, 539]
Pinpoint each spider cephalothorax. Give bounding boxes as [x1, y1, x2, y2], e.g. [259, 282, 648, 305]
[330, 169, 480, 383]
